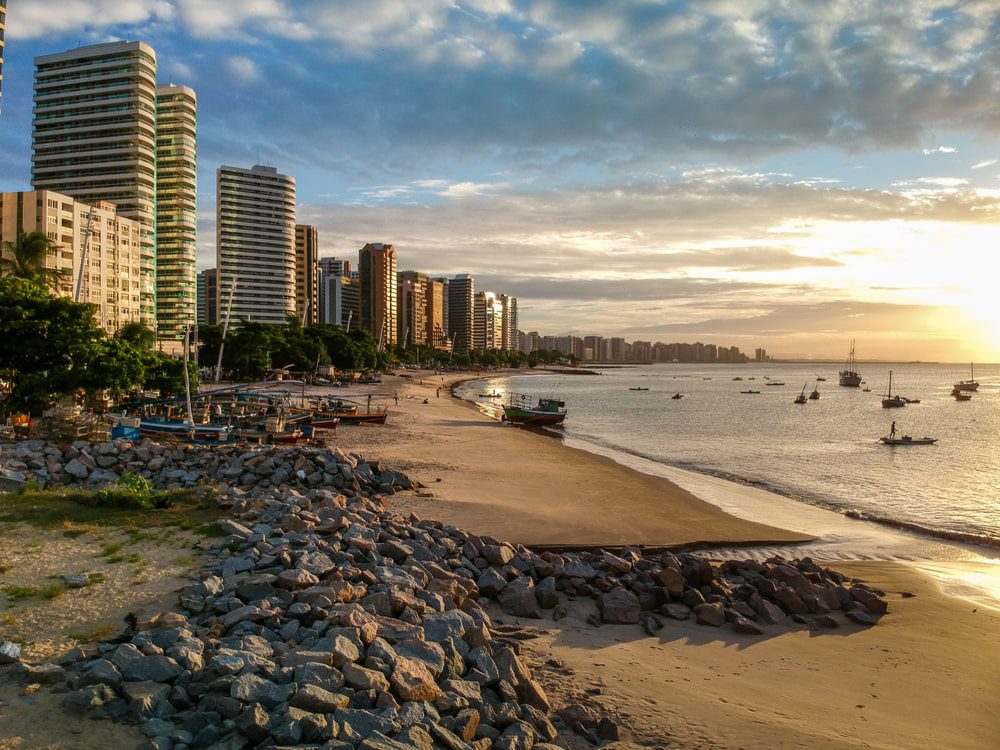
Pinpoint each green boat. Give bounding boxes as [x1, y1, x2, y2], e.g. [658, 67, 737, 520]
[501, 393, 567, 426]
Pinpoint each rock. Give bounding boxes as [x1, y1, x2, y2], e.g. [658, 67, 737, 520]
[652, 566, 685, 597]
[597, 587, 641, 624]
[111, 645, 182, 683]
[476, 568, 508, 598]
[846, 608, 879, 626]
[390, 656, 441, 702]
[290, 683, 348, 713]
[123, 681, 174, 719]
[498, 580, 542, 619]
[276, 568, 320, 589]
[342, 662, 390, 693]
[422, 610, 474, 643]
[749, 593, 786, 625]
[64, 684, 117, 713]
[483, 544, 515, 566]
[693, 602, 726, 627]
[0, 641, 21, 664]
[661, 602, 691, 620]
[732, 614, 764, 635]
[64, 458, 90, 479]
[61, 574, 90, 589]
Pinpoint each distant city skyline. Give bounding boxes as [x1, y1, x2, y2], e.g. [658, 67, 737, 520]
[0, 2, 997, 360]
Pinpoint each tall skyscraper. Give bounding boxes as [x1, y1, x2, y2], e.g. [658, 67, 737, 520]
[358, 243, 397, 347]
[426, 278, 450, 350]
[294, 225, 319, 324]
[320, 274, 359, 327]
[0, 1, 6, 105]
[155, 84, 197, 343]
[0, 190, 142, 332]
[499, 293, 518, 352]
[447, 274, 475, 352]
[197, 268, 218, 325]
[216, 165, 296, 325]
[32, 42, 158, 326]
[473, 291, 503, 350]
[397, 271, 428, 345]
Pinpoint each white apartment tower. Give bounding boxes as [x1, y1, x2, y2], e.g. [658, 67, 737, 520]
[155, 84, 197, 343]
[32, 42, 158, 326]
[216, 165, 296, 325]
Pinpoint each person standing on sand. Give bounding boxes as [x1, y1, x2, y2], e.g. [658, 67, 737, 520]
[436, 388, 440, 398]
[393, 393, 399, 405]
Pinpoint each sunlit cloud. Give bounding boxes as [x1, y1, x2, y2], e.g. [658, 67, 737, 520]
[922, 146, 957, 155]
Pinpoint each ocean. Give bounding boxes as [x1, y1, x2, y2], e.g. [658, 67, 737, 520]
[459, 362, 1000, 551]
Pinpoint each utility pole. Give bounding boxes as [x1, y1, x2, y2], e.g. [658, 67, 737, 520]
[73, 206, 95, 303]
[215, 278, 237, 382]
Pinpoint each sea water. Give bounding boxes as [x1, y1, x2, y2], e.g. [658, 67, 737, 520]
[461, 362, 1000, 550]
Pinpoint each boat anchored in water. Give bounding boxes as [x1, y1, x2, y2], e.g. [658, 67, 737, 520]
[880, 435, 938, 445]
[839, 340, 862, 387]
[952, 387, 972, 401]
[794, 384, 808, 404]
[881, 370, 906, 408]
[953, 363, 979, 392]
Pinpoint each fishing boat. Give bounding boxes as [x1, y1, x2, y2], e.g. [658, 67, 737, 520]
[809, 384, 820, 400]
[740, 390, 761, 394]
[765, 382, 785, 386]
[879, 435, 937, 445]
[671, 392, 683, 400]
[336, 411, 389, 425]
[839, 340, 862, 387]
[480, 391, 502, 398]
[794, 384, 808, 404]
[629, 387, 650, 391]
[881, 371, 905, 408]
[732, 377, 743, 381]
[501, 393, 567, 426]
[139, 418, 230, 442]
[952, 388, 971, 402]
[816, 376, 827, 382]
[953, 363, 979, 392]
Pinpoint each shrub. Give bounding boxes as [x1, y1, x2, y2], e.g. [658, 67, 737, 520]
[91, 472, 154, 510]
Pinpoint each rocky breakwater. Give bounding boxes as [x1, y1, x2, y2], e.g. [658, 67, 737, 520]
[0, 439, 889, 749]
[0, 439, 413, 497]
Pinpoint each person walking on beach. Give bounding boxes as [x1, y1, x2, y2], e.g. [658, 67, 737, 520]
[367, 394, 372, 413]
[393, 393, 399, 405]
[436, 387, 440, 398]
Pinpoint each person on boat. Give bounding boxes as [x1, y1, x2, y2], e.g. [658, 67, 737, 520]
[890, 421, 896, 439]
[213, 403, 223, 421]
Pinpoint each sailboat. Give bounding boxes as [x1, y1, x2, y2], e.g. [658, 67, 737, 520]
[839, 340, 862, 387]
[809, 382, 820, 400]
[881, 370, 905, 408]
[794, 384, 808, 404]
[953, 363, 979, 392]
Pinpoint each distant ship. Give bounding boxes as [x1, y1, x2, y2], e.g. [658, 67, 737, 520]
[953, 363, 979, 393]
[839, 340, 862, 387]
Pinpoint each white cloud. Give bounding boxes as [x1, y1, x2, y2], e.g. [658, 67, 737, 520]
[224, 56, 262, 84]
[971, 159, 997, 170]
[7, 0, 174, 39]
[922, 146, 958, 155]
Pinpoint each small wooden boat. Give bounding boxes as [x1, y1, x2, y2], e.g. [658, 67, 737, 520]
[794, 384, 808, 404]
[879, 435, 937, 445]
[671, 392, 683, 400]
[140, 418, 230, 442]
[337, 412, 389, 425]
[502, 393, 567, 425]
[952, 388, 971, 402]
[629, 387, 650, 391]
[740, 390, 761, 394]
[881, 371, 905, 408]
[765, 382, 785, 386]
[816, 376, 827, 382]
[809, 384, 820, 400]
[732, 377, 743, 381]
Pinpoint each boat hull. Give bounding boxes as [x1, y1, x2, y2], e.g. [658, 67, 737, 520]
[880, 437, 937, 445]
[839, 371, 862, 387]
[501, 407, 567, 425]
[337, 413, 388, 425]
[953, 381, 979, 392]
[881, 398, 906, 408]
[140, 419, 230, 441]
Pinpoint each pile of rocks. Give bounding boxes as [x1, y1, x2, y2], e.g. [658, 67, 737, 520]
[0, 439, 412, 497]
[1, 440, 888, 749]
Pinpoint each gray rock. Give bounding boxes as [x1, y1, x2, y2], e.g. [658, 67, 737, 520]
[598, 587, 641, 624]
[0, 641, 22, 664]
[693, 602, 726, 627]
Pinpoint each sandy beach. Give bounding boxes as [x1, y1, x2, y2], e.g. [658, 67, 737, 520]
[330, 369, 1000, 749]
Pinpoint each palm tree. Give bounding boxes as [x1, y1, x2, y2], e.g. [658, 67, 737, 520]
[0, 231, 69, 291]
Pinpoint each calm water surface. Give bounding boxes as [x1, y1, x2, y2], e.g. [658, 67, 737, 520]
[461, 363, 1000, 549]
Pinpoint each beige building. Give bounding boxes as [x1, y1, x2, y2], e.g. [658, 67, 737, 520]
[359, 243, 397, 347]
[216, 165, 296, 325]
[473, 291, 503, 350]
[0, 190, 142, 332]
[294, 225, 320, 324]
[32, 41, 158, 327]
[155, 84, 198, 344]
[425, 277, 450, 350]
[397, 270, 428, 345]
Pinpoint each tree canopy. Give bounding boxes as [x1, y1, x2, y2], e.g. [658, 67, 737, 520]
[0, 231, 69, 291]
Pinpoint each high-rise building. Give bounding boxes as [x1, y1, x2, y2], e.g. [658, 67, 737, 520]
[318, 257, 350, 324]
[498, 294, 518, 352]
[216, 165, 296, 325]
[320, 274, 359, 327]
[0, 190, 142, 333]
[155, 84, 197, 343]
[358, 243, 397, 347]
[473, 291, 503, 350]
[426, 278, 450, 350]
[197, 268, 218, 325]
[32, 42, 158, 327]
[447, 274, 475, 352]
[397, 271, 428, 345]
[0, 1, 6, 105]
[294, 225, 319, 324]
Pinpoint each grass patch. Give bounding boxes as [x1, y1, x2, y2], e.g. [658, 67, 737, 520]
[67, 624, 116, 643]
[1, 613, 15, 625]
[175, 555, 195, 566]
[41, 583, 66, 600]
[99, 543, 123, 558]
[2, 584, 39, 601]
[127, 530, 160, 545]
[0, 485, 220, 533]
[196, 522, 228, 538]
[0, 563, 11, 574]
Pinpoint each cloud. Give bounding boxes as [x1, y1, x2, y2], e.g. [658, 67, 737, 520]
[971, 159, 997, 169]
[922, 146, 958, 154]
[224, 56, 263, 84]
[6, 1, 175, 38]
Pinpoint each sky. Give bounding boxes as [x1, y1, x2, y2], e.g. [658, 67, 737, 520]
[1, 0, 998, 360]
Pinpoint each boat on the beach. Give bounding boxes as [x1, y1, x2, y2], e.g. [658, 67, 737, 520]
[839, 340, 862, 387]
[336, 411, 389, 425]
[139, 418, 230, 442]
[953, 363, 979, 392]
[794, 384, 808, 404]
[501, 393, 567, 426]
[881, 371, 906, 408]
[879, 435, 938, 445]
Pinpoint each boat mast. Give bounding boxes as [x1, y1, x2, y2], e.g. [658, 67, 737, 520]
[182, 326, 196, 440]
[215, 278, 237, 382]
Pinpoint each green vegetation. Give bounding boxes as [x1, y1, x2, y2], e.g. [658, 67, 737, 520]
[2, 584, 40, 601]
[67, 624, 116, 643]
[0, 483, 221, 533]
[0, 278, 197, 417]
[0, 231, 69, 290]
[90, 473, 155, 510]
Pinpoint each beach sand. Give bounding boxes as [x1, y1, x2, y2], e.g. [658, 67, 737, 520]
[332, 370, 1000, 749]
